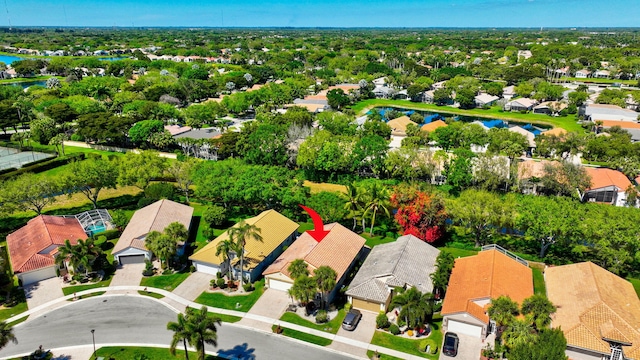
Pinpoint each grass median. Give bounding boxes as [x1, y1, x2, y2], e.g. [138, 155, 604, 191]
[271, 325, 332, 346]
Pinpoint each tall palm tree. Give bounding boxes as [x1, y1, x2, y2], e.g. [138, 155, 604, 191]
[145, 231, 176, 269]
[287, 259, 309, 279]
[56, 238, 102, 275]
[390, 287, 436, 328]
[520, 294, 556, 331]
[290, 275, 317, 305]
[215, 239, 236, 281]
[502, 318, 536, 349]
[165, 222, 188, 245]
[342, 182, 363, 231]
[227, 221, 262, 287]
[167, 313, 190, 360]
[313, 266, 337, 310]
[362, 182, 391, 236]
[185, 306, 221, 360]
[488, 295, 520, 340]
[0, 322, 16, 350]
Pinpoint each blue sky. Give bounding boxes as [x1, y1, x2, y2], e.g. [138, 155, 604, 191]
[4, 0, 639, 28]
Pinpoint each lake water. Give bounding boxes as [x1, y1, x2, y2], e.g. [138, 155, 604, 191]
[98, 57, 127, 61]
[0, 55, 23, 65]
[3, 80, 46, 89]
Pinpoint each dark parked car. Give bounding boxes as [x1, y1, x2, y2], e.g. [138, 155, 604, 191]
[341, 309, 362, 331]
[443, 332, 459, 357]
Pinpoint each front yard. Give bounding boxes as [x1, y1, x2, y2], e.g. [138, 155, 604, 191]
[279, 308, 347, 334]
[140, 271, 190, 291]
[371, 316, 444, 359]
[194, 279, 264, 311]
[90, 346, 222, 360]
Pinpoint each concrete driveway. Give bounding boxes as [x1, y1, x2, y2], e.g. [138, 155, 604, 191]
[331, 310, 376, 358]
[109, 263, 145, 287]
[439, 332, 483, 360]
[237, 288, 288, 331]
[172, 272, 215, 301]
[24, 277, 64, 309]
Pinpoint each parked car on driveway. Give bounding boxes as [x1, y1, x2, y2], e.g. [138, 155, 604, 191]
[443, 332, 459, 357]
[341, 309, 362, 331]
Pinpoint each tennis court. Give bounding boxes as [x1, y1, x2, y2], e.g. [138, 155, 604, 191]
[0, 146, 54, 171]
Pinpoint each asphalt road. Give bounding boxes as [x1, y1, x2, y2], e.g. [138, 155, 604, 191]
[0, 296, 355, 360]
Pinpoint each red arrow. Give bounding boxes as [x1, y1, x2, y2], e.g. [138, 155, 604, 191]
[299, 205, 330, 242]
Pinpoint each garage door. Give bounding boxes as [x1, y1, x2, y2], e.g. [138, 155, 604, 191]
[353, 298, 382, 313]
[195, 262, 220, 276]
[119, 255, 146, 265]
[20, 267, 57, 285]
[447, 320, 483, 338]
[268, 278, 292, 292]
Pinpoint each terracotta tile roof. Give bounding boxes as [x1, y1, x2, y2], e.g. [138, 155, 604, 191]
[517, 159, 557, 180]
[584, 167, 632, 191]
[421, 120, 448, 132]
[7, 215, 87, 273]
[387, 116, 417, 135]
[113, 199, 193, 255]
[190, 210, 299, 271]
[440, 249, 533, 324]
[546, 262, 640, 358]
[601, 120, 640, 130]
[542, 127, 568, 137]
[263, 223, 365, 281]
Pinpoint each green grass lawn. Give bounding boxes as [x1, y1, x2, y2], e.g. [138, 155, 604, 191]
[272, 325, 333, 346]
[69, 291, 106, 301]
[559, 77, 636, 85]
[62, 277, 113, 296]
[90, 346, 222, 360]
[0, 302, 27, 322]
[532, 267, 546, 296]
[138, 290, 165, 299]
[627, 277, 640, 299]
[440, 247, 478, 258]
[140, 271, 190, 291]
[371, 317, 443, 359]
[279, 309, 346, 334]
[350, 99, 584, 132]
[367, 350, 405, 360]
[194, 280, 264, 311]
[209, 311, 242, 323]
[360, 232, 397, 248]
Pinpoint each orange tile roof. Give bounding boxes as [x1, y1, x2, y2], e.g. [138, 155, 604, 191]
[387, 116, 417, 135]
[584, 167, 632, 191]
[546, 262, 640, 358]
[440, 250, 533, 324]
[7, 215, 87, 273]
[601, 120, 640, 130]
[517, 159, 557, 180]
[421, 120, 448, 132]
[263, 223, 365, 281]
[541, 127, 568, 137]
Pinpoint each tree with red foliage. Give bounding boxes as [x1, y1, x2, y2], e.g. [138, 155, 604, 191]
[391, 189, 447, 243]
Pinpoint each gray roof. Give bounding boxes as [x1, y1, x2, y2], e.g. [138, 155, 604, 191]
[346, 235, 440, 303]
[293, 98, 328, 106]
[174, 128, 222, 140]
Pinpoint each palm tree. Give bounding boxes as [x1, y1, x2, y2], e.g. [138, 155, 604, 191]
[502, 318, 536, 349]
[287, 259, 309, 279]
[342, 182, 363, 231]
[0, 322, 16, 350]
[488, 296, 520, 340]
[227, 221, 262, 288]
[56, 238, 102, 275]
[215, 239, 236, 281]
[145, 231, 175, 269]
[313, 266, 337, 310]
[390, 287, 436, 328]
[362, 182, 391, 236]
[185, 306, 221, 360]
[167, 313, 190, 360]
[165, 222, 188, 245]
[520, 294, 556, 331]
[290, 275, 317, 305]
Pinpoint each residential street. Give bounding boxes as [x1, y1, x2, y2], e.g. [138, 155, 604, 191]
[0, 296, 357, 360]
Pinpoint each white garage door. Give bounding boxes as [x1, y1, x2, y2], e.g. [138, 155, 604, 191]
[268, 278, 292, 292]
[195, 262, 221, 276]
[447, 320, 483, 338]
[20, 267, 57, 285]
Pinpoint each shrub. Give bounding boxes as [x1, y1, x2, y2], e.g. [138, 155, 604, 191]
[163, 268, 173, 275]
[376, 312, 390, 329]
[216, 278, 226, 288]
[216, 271, 223, 279]
[344, 302, 352, 312]
[315, 310, 329, 324]
[243, 282, 254, 292]
[210, 279, 218, 288]
[98, 229, 121, 240]
[203, 205, 227, 227]
[189, 265, 196, 273]
[142, 260, 155, 276]
[389, 324, 400, 335]
[87, 153, 102, 160]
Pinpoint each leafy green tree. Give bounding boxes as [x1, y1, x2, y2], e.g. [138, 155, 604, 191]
[288, 259, 309, 279]
[508, 328, 568, 360]
[502, 319, 536, 349]
[0, 100, 20, 134]
[145, 230, 177, 269]
[29, 117, 58, 145]
[351, 135, 388, 176]
[446, 148, 475, 192]
[128, 120, 165, 146]
[203, 205, 227, 228]
[117, 150, 167, 190]
[390, 287, 436, 328]
[0, 321, 17, 350]
[75, 112, 132, 144]
[228, 220, 263, 287]
[62, 158, 118, 208]
[44, 103, 78, 125]
[167, 158, 198, 202]
[455, 87, 477, 109]
[184, 306, 221, 360]
[307, 191, 349, 223]
[433, 88, 452, 105]
[313, 265, 337, 310]
[326, 88, 350, 110]
[1, 173, 59, 215]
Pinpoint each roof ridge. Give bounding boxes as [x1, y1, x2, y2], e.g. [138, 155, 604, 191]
[489, 250, 497, 297]
[148, 199, 165, 234]
[596, 301, 639, 340]
[389, 236, 411, 276]
[39, 215, 54, 252]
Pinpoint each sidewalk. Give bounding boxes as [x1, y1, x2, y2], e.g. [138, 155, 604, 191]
[7, 286, 428, 360]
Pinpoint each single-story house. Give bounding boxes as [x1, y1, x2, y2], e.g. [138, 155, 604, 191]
[373, 86, 396, 99]
[582, 167, 633, 207]
[583, 104, 639, 122]
[533, 101, 568, 115]
[423, 90, 435, 103]
[441, 247, 533, 339]
[546, 262, 640, 360]
[541, 127, 568, 138]
[593, 69, 610, 79]
[504, 98, 538, 112]
[112, 199, 193, 265]
[421, 120, 448, 133]
[387, 116, 418, 136]
[508, 126, 536, 151]
[262, 222, 366, 304]
[600, 121, 640, 142]
[7, 215, 88, 285]
[502, 85, 516, 100]
[474, 93, 499, 108]
[189, 210, 299, 282]
[346, 235, 439, 313]
[575, 69, 592, 78]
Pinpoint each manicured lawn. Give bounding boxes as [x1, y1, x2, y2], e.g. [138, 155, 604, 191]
[90, 346, 221, 360]
[360, 232, 397, 248]
[69, 291, 106, 301]
[367, 350, 405, 360]
[371, 317, 443, 359]
[0, 302, 27, 322]
[209, 311, 242, 323]
[350, 99, 584, 132]
[279, 309, 346, 334]
[62, 277, 113, 296]
[440, 247, 478, 258]
[272, 325, 332, 346]
[628, 277, 640, 299]
[140, 271, 190, 291]
[532, 267, 546, 296]
[559, 77, 636, 85]
[303, 180, 347, 194]
[194, 280, 264, 311]
[138, 290, 165, 299]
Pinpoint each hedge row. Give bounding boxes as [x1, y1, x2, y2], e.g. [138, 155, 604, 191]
[0, 153, 85, 180]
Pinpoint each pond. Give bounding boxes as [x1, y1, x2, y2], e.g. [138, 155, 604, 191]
[3, 80, 46, 89]
[0, 55, 23, 65]
[371, 107, 550, 135]
[98, 57, 128, 61]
